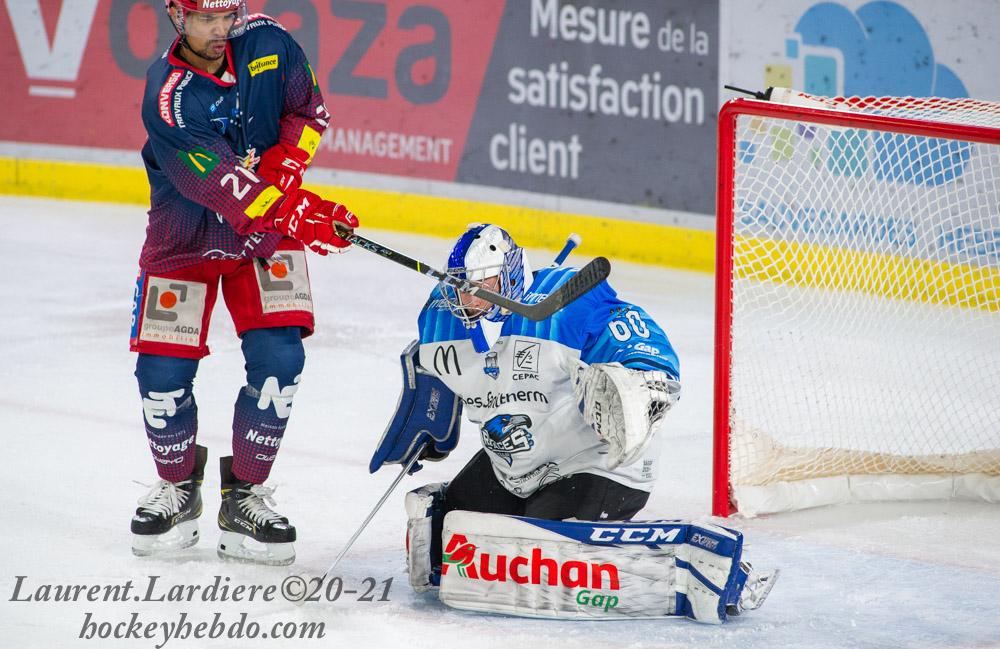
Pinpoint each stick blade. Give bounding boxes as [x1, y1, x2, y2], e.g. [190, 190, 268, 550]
[517, 256, 611, 321]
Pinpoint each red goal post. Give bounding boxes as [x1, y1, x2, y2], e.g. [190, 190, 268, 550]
[713, 89, 1000, 517]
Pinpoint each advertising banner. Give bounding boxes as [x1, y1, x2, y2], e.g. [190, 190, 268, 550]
[720, 0, 1000, 102]
[0, 0, 719, 216]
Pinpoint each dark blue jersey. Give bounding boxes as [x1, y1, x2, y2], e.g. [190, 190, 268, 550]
[139, 14, 328, 272]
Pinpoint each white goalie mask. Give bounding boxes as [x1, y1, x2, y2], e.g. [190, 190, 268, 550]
[440, 224, 532, 328]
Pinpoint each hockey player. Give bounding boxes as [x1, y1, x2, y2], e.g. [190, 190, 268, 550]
[371, 224, 777, 623]
[129, 0, 357, 565]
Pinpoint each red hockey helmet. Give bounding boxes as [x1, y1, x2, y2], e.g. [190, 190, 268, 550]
[165, 0, 250, 40]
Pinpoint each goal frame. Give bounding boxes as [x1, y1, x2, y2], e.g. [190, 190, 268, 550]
[712, 97, 1000, 517]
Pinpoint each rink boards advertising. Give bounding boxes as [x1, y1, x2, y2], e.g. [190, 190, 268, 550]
[1, 1, 998, 270]
[0, 0, 718, 213]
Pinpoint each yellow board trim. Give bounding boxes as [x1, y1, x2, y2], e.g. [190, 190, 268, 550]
[735, 235, 1000, 313]
[0, 157, 715, 271]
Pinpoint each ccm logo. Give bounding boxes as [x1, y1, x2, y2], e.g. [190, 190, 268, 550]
[589, 526, 681, 544]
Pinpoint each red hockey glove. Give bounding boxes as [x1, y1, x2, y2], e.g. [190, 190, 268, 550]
[270, 189, 359, 255]
[257, 143, 310, 193]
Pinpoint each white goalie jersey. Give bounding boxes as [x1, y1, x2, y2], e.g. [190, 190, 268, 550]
[416, 265, 680, 497]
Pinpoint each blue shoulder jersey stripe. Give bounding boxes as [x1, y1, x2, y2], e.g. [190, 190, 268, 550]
[417, 266, 679, 383]
[502, 266, 609, 349]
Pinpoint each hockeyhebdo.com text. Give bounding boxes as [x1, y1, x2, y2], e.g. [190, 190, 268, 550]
[9, 574, 394, 647]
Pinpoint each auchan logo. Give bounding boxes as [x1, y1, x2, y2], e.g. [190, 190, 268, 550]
[442, 534, 620, 590]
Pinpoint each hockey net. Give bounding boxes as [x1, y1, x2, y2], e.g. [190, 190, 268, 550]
[713, 88, 1000, 516]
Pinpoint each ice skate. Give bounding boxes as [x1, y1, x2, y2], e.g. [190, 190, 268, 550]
[216, 456, 296, 566]
[727, 562, 779, 616]
[131, 445, 207, 556]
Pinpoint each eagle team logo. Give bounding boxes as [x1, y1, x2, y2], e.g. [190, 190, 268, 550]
[481, 414, 533, 466]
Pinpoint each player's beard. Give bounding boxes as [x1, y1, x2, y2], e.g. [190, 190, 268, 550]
[189, 39, 226, 61]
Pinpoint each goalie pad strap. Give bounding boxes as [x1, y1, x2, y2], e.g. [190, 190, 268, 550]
[405, 483, 446, 593]
[439, 511, 744, 624]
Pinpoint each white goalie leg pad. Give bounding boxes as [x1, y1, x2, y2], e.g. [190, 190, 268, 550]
[571, 361, 681, 469]
[439, 511, 757, 624]
[405, 482, 446, 593]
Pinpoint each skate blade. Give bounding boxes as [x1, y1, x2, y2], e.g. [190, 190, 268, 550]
[740, 568, 780, 611]
[217, 531, 295, 566]
[132, 520, 199, 557]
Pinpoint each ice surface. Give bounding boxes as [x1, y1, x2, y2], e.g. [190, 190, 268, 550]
[1, 196, 998, 649]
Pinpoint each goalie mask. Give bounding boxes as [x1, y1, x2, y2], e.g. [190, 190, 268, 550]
[165, 0, 250, 42]
[440, 224, 530, 328]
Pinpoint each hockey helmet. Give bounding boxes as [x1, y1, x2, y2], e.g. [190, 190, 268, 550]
[440, 224, 530, 327]
[165, 0, 250, 40]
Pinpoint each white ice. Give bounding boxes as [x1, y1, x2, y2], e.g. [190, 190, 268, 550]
[1, 196, 998, 649]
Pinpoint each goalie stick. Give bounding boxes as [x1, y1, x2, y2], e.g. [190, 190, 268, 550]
[341, 229, 610, 321]
[321, 448, 425, 581]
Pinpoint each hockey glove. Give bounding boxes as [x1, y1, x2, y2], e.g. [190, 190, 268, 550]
[370, 341, 463, 475]
[270, 188, 359, 255]
[257, 143, 310, 193]
[570, 360, 680, 469]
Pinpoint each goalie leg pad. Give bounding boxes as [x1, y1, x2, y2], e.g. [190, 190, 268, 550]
[438, 511, 764, 624]
[370, 341, 463, 474]
[405, 482, 447, 593]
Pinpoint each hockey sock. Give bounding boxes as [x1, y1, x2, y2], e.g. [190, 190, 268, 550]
[135, 354, 200, 482]
[231, 327, 304, 483]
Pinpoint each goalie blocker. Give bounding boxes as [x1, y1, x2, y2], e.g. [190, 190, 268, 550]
[369, 341, 463, 474]
[405, 486, 778, 624]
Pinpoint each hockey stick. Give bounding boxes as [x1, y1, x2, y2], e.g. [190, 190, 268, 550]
[321, 448, 425, 580]
[343, 230, 610, 321]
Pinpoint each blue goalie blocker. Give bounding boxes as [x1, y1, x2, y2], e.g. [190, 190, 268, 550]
[370, 340, 463, 474]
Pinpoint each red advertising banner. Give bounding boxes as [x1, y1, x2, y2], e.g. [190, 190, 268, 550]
[1, 1, 721, 214]
[0, 0, 503, 180]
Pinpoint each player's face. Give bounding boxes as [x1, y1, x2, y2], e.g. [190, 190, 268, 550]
[458, 275, 500, 318]
[178, 9, 237, 60]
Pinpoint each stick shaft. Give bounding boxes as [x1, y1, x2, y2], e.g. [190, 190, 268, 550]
[323, 451, 423, 579]
[345, 231, 608, 321]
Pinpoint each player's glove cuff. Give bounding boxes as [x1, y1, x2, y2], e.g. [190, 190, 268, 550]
[257, 143, 310, 193]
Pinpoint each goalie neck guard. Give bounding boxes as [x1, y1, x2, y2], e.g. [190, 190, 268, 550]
[440, 224, 529, 328]
[165, 0, 250, 40]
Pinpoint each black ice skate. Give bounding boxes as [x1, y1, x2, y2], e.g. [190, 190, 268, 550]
[131, 445, 207, 557]
[216, 456, 296, 566]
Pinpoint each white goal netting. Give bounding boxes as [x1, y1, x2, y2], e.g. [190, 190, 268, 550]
[719, 89, 1000, 515]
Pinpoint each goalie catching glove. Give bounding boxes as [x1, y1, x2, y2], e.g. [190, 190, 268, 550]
[570, 360, 680, 469]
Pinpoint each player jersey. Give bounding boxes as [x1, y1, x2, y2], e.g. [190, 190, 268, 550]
[416, 266, 681, 497]
[139, 14, 328, 272]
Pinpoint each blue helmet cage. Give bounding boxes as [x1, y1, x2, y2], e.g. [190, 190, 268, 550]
[440, 224, 526, 327]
